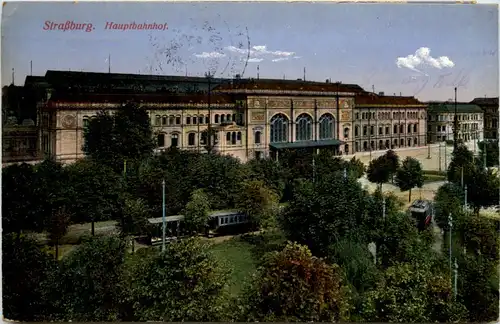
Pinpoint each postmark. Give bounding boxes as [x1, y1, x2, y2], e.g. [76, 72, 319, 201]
[146, 13, 250, 78]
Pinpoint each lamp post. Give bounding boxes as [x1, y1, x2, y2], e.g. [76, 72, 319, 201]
[448, 213, 453, 276]
[453, 258, 458, 300]
[162, 179, 166, 253]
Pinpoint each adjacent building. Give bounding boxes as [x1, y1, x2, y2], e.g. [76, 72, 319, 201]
[470, 97, 498, 140]
[6, 70, 429, 164]
[426, 102, 484, 144]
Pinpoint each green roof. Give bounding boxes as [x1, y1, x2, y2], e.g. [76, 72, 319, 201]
[428, 103, 483, 114]
[269, 139, 345, 150]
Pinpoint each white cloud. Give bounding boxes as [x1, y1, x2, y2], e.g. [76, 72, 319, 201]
[193, 51, 226, 59]
[247, 58, 264, 63]
[396, 47, 454, 73]
[225, 44, 298, 63]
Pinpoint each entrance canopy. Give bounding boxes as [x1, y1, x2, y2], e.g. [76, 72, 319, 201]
[269, 139, 345, 150]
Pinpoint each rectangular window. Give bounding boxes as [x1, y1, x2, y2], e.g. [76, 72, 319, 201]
[186, 117, 191, 125]
[162, 116, 167, 125]
[175, 117, 181, 124]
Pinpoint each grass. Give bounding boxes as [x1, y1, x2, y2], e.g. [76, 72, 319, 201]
[423, 173, 447, 184]
[210, 237, 257, 296]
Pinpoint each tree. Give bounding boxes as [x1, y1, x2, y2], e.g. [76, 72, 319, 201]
[465, 167, 499, 214]
[183, 189, 211, 233]
[2, 163, 43, 236]
[383, 149, 400, 182]
[361, 262, 467, 322]
[83, 103, 156, 172]
[280, 174, 370, 256]
[128, 238, 231, 321]
[236, 179, 279, 229]
[447, 144, 475, 185]
[395, 157, 424, 202]
[47, 206, 72, 260]
[245, 157, 287, 200]
[347, 156, 366, 179]
[64, 159, 124, 234]
[2, 234, 58, 321]
[240, 242, 351, 322]
[478, 139, 499, 168]
[119, 195, 150, 253]
[47, 236, 127, 321]
[434, 182, 465, 229]
[366, 155, 392, 190]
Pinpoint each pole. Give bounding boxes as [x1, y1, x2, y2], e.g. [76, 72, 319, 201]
[448, 213, 453, 276]
[206, 72, 213, 153]
[30, 60, 33, 76]
[162, 179, 166, 252]
[484, 141, 487, 169]
[453, 87, 458, 152]
[464, 184, 467, 209]
[312, 155, 316, 183]
[461, 167, 464, 188]
[382, 196, 386, 221]
[427, 141, 431, 159]
[439, 142, 442, 172]
[453, 258, 458, 300]
[343, 167, 347, 180]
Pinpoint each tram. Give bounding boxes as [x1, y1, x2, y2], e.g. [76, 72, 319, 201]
[408, 199, 434, 231]
[146, 210, 250, 245]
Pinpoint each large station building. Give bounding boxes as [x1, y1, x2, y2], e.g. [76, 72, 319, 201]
[5, 70, 430, 164]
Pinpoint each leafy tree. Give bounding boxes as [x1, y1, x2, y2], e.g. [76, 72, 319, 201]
[236, 179, 279, 229]
[119, 195, 150, 253]
[366, 155, 392, 190]
[347, 156, 366, 179]
[434, 182, 465, 229]
[47, 206, 71, 259]
[239, 242, 351, 322]
[128, 238, 231, 321]
[465, 166, 499, 214]
[83, 103, 156, 172]
[47, 236, 127, 321]
[383, 149, 400, 181]
[183, 189, 211, 233]
[395, 157, 424, 202]
[457, 214, 499, 262]
[2, 163, 42, 235]
[363, 189, 403, 243]
[245, 157, 287, 199]
[2, 234, 58, 321]
[361, 262, 467, 322]
[64, 159, 124, 234]
[457, 254, 499, 322]
[327, 238, 380, 317]
[314, 150, 346, 178]
[280, 174, 370, 256]
[447, 144, 475, 185]
[478, 139, 499, 168]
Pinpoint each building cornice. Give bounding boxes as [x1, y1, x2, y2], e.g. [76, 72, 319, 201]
[214, 89, 356, 96]
[356, 104, 428, 108]
[47, 101, 236, 109]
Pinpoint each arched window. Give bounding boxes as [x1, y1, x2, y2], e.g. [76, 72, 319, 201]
[400, 138, 404, 146]
[193, 115, 198, 125]
[221, 115, 226, 123]
[171, 133, 179, 147]
[296, 114, 313, 141]
[270, 114, 289, 143]
[186, 116, 191, 125]
[385, 140, 390, 149]
[413, 124, 417, 132]
[198, 116, 204, 124]
[237, 132, 241, 141]
[355, 126, 359, 137]
[363, 125, 367, 136]
[157, 134, 165, 147]
[399, 125, 404, 133]
[394, 125, 398, 134]
[407, 124, 412, 133]
[226, 132, 231, 142]
[407, 138, 412, 146]
[379, 140, 383, 149]
[215, 114, 220, 123]
[255, 131, 262, 144]
[319, 113, 335, 140]
[205, 115, 210, 124]
[226, 114, 232, 122]
[231, 132, 237, 145]
[188, 133, 196, 146]
[155, 115, 161, 126]
[169, 116, 175, 125]
[344, 127, 349, 139]
[162, 116, 167, 125]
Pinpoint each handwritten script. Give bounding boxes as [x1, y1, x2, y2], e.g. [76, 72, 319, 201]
[401, 69, 470, 96]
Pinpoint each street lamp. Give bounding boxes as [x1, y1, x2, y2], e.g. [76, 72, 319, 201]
[162, 179, 166, 253]
[448, 213, 453, 276]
